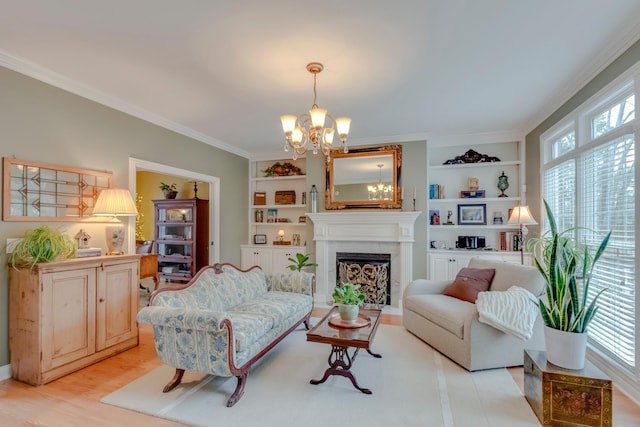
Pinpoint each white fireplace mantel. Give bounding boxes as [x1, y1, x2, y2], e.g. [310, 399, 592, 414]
[307, 211, 420, 307]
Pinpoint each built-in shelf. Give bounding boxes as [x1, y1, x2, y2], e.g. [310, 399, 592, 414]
[429, 160, 521, 170]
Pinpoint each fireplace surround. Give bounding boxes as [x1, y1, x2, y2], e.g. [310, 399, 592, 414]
[307, 211, 420, 307]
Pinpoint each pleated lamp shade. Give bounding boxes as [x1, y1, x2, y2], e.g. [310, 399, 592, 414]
[94, 189, 138, 255]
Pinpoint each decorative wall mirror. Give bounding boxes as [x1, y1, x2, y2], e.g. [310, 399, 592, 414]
[3, 157, 112, 221]
[326, 145, 402, 209]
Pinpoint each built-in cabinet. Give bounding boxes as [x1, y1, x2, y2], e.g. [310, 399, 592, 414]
[242, 156, 308, 272]
[427, 136, 530, 279]
[9, 255, 140, 385]
[153, 198, 209, 282]
[428, 251, 525, 281]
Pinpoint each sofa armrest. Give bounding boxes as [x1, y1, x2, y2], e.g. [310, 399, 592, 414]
[403, 279, 451, 299]
[266, 271, 314, 296]
[137, 306, 229, 331]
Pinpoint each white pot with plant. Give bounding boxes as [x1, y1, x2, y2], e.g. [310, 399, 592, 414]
[529, 200, 611, 370]
[8, 225, 77, 270]
[332, 283, 365, 322]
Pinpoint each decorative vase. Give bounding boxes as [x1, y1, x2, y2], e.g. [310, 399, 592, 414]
[544, 325, 588, 370]
[338, 304, 359, 322]
[497, 171, 509, 197]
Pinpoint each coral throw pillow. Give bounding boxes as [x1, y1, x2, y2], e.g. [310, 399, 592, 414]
[443, 268, 496, 303]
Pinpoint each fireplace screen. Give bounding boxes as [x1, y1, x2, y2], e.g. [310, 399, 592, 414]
[336, 252, 391, 307]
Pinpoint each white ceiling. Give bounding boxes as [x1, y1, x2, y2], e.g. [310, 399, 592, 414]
[1, 1, 639, 158]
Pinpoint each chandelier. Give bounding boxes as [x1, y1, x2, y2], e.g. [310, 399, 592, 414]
[368, 164, 394, 200]
[280, 62, 351, 162]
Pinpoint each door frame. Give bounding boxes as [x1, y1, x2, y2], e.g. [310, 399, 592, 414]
[128, 157, 220, 264]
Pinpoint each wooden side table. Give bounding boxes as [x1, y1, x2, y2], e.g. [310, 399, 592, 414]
[524, 349, 612, 426]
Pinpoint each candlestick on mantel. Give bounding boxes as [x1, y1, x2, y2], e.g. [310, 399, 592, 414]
[413, 186, 417, 199]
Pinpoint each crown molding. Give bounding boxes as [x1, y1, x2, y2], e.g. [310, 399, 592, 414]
[0, 50, 249, 159]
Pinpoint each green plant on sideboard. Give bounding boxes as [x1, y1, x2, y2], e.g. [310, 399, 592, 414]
[8, 225, 77, 270]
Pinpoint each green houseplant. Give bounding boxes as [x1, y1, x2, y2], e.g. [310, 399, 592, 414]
[529, 200, 611, 369]
[332, 282, 366, 322]
[287, 253, 318, 271]
[159, 182, 178, 199]
[8, 225, 77, 270]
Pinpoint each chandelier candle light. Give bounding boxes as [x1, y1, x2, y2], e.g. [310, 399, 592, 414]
[507, 205, 537, 264]
[93, 188, 139, 255]
[280, 62, 351, 162]
[368, 164, 394, 200]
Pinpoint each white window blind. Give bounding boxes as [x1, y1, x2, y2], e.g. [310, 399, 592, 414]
[580, 135, 636, 367]
[543, 159, 575, 233]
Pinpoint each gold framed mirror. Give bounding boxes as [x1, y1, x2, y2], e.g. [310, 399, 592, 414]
[325, 145, 402, 209]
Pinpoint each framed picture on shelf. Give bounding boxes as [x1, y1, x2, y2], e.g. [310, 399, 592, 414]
[457, 204, 486, 225]
[253, 234, 267, 244]
[429, 209, 440, 225]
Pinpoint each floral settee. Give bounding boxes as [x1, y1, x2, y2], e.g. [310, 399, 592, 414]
[136, 262, 314, 407]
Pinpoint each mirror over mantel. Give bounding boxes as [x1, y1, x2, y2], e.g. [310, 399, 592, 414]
[325, 145, 402, 210]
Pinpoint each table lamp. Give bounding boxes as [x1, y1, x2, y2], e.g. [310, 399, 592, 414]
[507, 205, 537, 264]
[93, 188, 139, 255]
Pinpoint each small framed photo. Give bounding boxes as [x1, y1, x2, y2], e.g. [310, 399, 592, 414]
[253, 234, 267, 244]
[429, 209, 440, 225]
[457, 204, 486, 225]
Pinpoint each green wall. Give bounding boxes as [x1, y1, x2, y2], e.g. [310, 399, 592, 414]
[0, 66, 248, 366]
[525, 39, 640, 232]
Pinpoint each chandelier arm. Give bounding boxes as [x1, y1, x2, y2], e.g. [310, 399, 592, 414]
[281, 62, 349, 160]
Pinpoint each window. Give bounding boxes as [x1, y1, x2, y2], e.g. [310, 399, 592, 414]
[541, 81, 637, 379]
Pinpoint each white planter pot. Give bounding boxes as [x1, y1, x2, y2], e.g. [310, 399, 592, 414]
[338, 304, 359, 322]
[544, 325, 588, 370]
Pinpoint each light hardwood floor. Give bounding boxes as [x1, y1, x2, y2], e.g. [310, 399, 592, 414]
[0, 304, 638, 426]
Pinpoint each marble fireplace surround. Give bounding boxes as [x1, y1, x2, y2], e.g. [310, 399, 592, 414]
[307, 211, 420, 308]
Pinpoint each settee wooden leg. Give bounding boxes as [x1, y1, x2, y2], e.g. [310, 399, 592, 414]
[163, 368, 185, 393]
[226, 372, 248, 407]
[304, 319, 311, 330]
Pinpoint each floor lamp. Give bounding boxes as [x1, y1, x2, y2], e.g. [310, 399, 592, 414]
[93, 188, 139, 255]
[507, 205, 537, 264]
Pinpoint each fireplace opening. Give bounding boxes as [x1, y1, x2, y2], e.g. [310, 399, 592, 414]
[336, 252, 391, 307]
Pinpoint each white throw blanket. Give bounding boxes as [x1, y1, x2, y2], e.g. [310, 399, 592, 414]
[476, 286, 539, 340]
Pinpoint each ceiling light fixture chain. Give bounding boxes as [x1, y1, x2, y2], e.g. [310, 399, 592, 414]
[280, 62, 351, 162]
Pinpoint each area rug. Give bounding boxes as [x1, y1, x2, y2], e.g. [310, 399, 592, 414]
[101, 324, 539, 426]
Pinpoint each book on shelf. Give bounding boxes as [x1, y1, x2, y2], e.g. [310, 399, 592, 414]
[429, 184, 445, 199]
[499, 231, 507, 251]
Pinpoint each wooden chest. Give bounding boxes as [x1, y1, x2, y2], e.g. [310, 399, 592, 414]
[524, 349, 612, 426]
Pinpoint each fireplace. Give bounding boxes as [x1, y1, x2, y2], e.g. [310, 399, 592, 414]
[307, 211, 420, 308]
[336, 252, 391, 307]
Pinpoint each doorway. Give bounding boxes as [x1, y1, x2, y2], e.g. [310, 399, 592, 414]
[128, 158, 220, 263]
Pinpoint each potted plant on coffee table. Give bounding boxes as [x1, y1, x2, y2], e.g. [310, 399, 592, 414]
[332, 282, 365, 322]
[529, 200, 611, 370]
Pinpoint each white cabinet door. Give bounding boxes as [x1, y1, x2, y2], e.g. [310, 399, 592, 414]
[428, 253, 459, 281]
[241, 247, 273, 270]
[271, 248, 302, 272]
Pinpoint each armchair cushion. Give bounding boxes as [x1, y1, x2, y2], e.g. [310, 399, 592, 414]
[443, 267, 496, 303]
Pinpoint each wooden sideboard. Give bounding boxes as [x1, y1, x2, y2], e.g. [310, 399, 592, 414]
[9, 255, 141, 385]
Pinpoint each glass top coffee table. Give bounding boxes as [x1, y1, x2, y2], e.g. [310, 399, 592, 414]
[306, 306, 382, 394]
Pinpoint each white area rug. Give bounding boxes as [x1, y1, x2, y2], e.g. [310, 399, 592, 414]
[101, 324, 539, 426]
